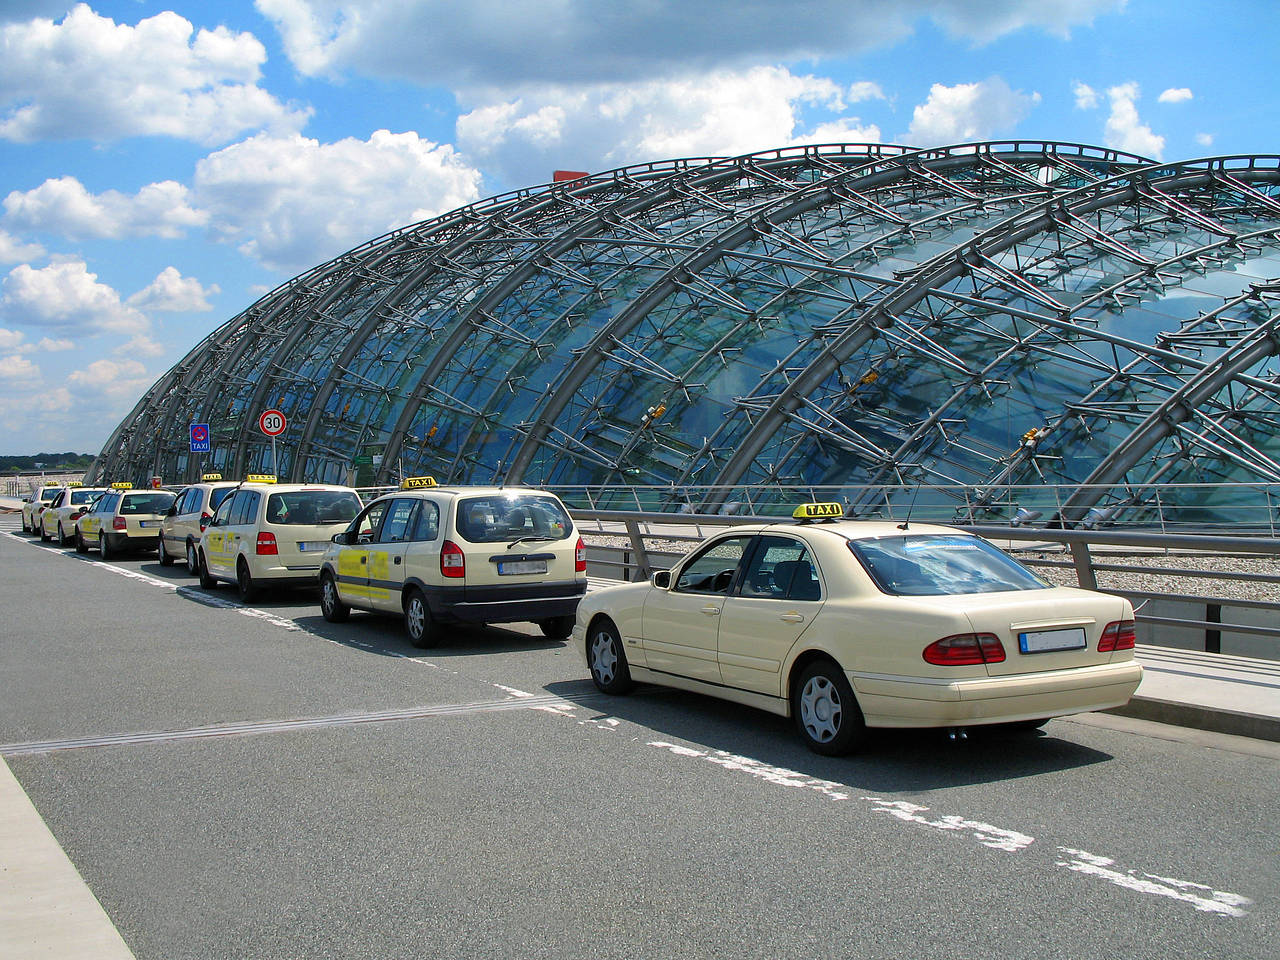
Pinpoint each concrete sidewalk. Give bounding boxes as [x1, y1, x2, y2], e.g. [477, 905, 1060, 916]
[1112, 645, 1280, 742]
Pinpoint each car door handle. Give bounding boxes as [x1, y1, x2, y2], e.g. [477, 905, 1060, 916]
[394, 557, 402, 565]
[701, 605, 720, 616]
[360, 556, 367, 564]
[780, 613, 805, 624]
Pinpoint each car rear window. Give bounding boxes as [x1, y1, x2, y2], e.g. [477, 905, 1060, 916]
[455, 494, 572, 544]
[120, 492, 176, 514]
[266, 490, 361, 525]
[849, 534, 1048, 596]
[69, 490, 100, 505]
[209, 487, 235, 511]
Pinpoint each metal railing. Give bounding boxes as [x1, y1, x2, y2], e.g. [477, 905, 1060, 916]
[569, 508, 1280, 656]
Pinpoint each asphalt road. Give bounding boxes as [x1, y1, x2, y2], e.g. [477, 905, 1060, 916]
[1, 515, 1277, 960]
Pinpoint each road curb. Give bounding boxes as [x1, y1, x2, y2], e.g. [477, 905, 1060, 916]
[1105, 695, 1280, 743]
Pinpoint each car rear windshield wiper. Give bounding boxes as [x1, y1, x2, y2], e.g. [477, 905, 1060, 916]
[507, 535, 557, 550]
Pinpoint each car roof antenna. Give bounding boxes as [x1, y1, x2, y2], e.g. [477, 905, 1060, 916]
[897, 484, 920, 530]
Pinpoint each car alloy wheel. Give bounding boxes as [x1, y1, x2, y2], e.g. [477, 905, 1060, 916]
[186, 542, 199, 575]
[404, 589, 438, 649]
[587, 620, 632, 694]
[75, 530, 88, 554]
[100, 532, 113, 560]
[158, 535, 175, 566]
[198, 551, 218, 590]
[793, 660, 866, 756]
[236, 561, 258, 603]
[320, 573, 350, 623]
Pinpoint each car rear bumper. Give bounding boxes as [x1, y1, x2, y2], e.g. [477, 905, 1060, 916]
[850, 660, 1144, 727]
[425, 580, 587, 624]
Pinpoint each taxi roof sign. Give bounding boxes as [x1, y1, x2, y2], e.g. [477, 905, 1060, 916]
[109, 481, 132, 490]
[401, 475, 438, 489]
[245, 474, 277, 484]
[201, 472, 223, 481]
[67, 481, 84, 487]
[792, 502, 843, 521]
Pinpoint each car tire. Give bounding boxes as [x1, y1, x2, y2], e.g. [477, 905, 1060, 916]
[186, 541, 200, 575]
[319, 572, 350, 623]
[404, 588, 439, 648]
[57, 522, 69, 546]
[792, 659, 867, 756]
[587, 619, 633, 694]
[539, 615, 575, 640]
[198, 550, 218, 590]
[100, 532, 114, 561]
[236, 560, 258, 603]
[75, 530, 88, 554]
[20, 516, 28, 533]
[40, 523, 52, 542]
[158, 535, 175, 566]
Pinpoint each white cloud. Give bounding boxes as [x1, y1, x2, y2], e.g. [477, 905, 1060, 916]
[4, 176, 207, 240]
[458, 66, 878, 187]
[0, 227, 44, 263]
[1195, 132, 1214, 148]
[848, 81, 887, 103]
[1158, 87, 1193, 104]
[1104, 82, 1163, 160]
[192, 130, 483, 273]
[1, 259, 149, 338]
[127, 267, 220, 313]
[67, 357, 154, 400]
[36, 336, 73, 352]
[904, 77, 1040, 146]
[0, 327, 29, 352]
[1073, 82, 1098, 110]
[0, 352, 39, 381]
[0, 4, 309, 144]
[257, 0, 1123, 85]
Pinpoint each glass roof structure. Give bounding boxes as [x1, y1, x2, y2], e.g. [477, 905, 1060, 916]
[93, 141, 1280, 523]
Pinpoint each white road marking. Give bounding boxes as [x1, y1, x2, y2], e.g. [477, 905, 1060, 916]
[1056, 848, 1252, 917]
[863, 798, 1035, 852]
[649, 741, 852, 799]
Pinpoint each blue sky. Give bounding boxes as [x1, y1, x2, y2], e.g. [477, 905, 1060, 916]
[0, 0, 1275, 455]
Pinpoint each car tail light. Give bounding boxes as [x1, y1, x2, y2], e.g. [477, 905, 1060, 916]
[441, 540, 465, 578]
[575, 536, 586, 572]
[113, 516, 127, 531]
[199, 511, 213, 531]
[923, 633, 1006, 665]
[256, 531, 278, 555]
[70, 511, 84, 521]
[1099, 619, 1136, 652]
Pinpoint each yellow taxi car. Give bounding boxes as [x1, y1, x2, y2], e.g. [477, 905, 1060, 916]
[39, 483, 108, 545]
[318, 478, 586, 648]
[20, 483, 64, 534]
[75, 483, 177, 559]
[158, 473, 239, 571]
[575, 503, 1143, 755]
[197, 476, 362, 601]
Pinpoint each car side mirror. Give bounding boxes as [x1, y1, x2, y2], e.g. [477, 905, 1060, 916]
[166, 505, 177, 516]
[22, 497, 31, 503]
[332, 532, 348, 545]
[653, 570, 671, 589]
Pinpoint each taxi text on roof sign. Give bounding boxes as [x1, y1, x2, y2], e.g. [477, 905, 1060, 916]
[401, 476, 438, 489]
[792, 502, 843, 520]
[201, 473, 223, 481]
[110, 482, 132, 489]
[68, 481, 84, 487]
[246, 474, 277, 484]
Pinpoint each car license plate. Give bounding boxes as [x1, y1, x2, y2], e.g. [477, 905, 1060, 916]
[297, 541, 318, 552]
[1018, 627, 1087, 654]
[139, 520, 156, 528]
[498, 560, 547, 575]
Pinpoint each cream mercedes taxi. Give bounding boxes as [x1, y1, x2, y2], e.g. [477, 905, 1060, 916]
[75, 483, 177, 559]
[39, 483, 108, 545]
[197, 475, 362, 601]
[158, 473, 239, 571]
[318, 478, 586, 648]
[20, 483, 63, 534]
[575, 503, 1143, 755]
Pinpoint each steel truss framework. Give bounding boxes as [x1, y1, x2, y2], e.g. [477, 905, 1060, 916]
[93, 141, 1280, 522]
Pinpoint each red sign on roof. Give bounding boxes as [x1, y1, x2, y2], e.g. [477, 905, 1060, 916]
[553, 170, 588, 182]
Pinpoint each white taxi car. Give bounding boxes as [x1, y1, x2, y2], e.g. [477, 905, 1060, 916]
[21, 483, 64, 534]
[75, 484, 177, 559]
[40, 483, 108, 545]
[318, 478, 586, 648]
[576, 503, 1142, 755]
[158, 473, 239, 571]
[197, 476, 362, 601]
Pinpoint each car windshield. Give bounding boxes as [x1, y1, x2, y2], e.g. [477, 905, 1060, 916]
[266, 490, 361, 525]
[455, 494, 572, 544]
[849, 534, 1049, 596]
[120, 492, 176, 514]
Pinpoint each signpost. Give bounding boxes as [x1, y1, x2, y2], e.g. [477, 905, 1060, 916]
[189, 423, 210, 453]
[259, 409, 287, 477]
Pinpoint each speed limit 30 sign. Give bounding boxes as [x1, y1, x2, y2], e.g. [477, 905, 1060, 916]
[259, 409, 287, 436]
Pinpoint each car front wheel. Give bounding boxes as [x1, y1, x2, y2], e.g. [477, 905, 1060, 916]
[75, 530, 88, 554]
[158, 535, 175, 566]
[587, 619, 633, 694]
[404, 589, 438, 648]
[198, 551, 218, 590]
[793, 660, 867, 756]
[186, 541, 200, 575]
[320, 572, 350, 623]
